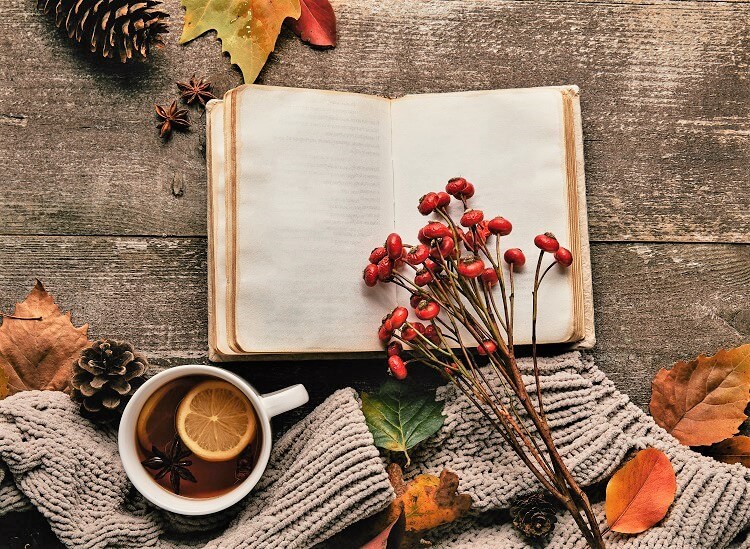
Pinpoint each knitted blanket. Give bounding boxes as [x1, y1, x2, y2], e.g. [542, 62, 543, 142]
[0, 353, 749, 548]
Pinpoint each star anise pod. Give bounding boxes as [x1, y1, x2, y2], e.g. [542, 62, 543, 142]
[155, 101, 190, 139]
[141, 434, 197, 494]
[177, 76, 217, 107]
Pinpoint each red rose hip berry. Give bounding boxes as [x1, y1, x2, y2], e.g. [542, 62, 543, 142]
[445, 177, 468, 196]
[387, 341, 403, 357]
[534, 232, 559, 253]
[418, 193, 440, 215]
[455, 182, 475, 199]
[422, 222, 451, 239]
[363, 264, 379, 286]
[554, 247, 573, 267]
[477, 340, 497, 355]
[457, 256, 485, 278]
[488, 216, 512, 236]
[377, 257, 393, 280]
[436, 191, 451, 207]
[369, 246, 388, 264]
[386, 233, 403, 259]
[481, 268, 499, 286]
[388, 355, 407, 380]
[405, 244, 430, 265]
[503, 248, 526, 266]
[390, 306, 408, 329]
[414, 268, 434, 287]
[415, 299, 440, 321]
[460, 209, 484, 227]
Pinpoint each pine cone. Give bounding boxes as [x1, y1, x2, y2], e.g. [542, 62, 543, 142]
[70, 339, 149, 423]
[510, 492, 558, 542]
[37, 0, 169, 63]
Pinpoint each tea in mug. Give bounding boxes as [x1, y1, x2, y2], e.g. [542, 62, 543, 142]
[136, 375, 261, 499]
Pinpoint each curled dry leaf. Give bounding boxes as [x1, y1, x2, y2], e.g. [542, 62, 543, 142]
[180, 0, 301, 84]
[605, 448, 676, 534]
[391, 464, 472, 532]
[0, 280, 91, 394]
[291, 0, 336, 47]
[706, 436, 750, 467]
[649, 344, 750, 447]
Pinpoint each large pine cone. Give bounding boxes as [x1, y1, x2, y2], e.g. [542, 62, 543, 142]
[37, 0, 169, 62]
[509, 492, 558, 542]
[70, 339, 149, 423]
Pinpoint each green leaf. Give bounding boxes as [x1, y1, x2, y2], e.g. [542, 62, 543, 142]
[361, 380, 445, 466]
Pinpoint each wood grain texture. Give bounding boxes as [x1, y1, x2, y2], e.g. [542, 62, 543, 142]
[1, 0, 749, 241]
[0, 237, 746, 412]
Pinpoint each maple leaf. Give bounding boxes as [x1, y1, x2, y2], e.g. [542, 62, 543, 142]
[290, 0, 336, 48]
[180, 0, 301, 84]
[706, 436, 750, 467]
[605, 448, 676, 534]
[0, 280, 91, 395]
[649, 344, 750, 447]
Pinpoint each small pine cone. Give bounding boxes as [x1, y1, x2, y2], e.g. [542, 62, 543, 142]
[37, 0, 169, 63]
[510, 492, 558, 542]
[70, 339, 149, 423]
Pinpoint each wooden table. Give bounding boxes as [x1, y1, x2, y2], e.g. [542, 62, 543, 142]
[1, 0, 748, 545]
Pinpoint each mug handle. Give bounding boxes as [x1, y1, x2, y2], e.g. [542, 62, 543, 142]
[261, 384, 309, 418]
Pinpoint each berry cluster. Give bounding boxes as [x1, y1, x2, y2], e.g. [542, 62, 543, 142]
[362, 177, 573, 380]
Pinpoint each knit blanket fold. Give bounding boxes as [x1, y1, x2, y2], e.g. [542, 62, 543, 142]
[1, 352, 749, 548]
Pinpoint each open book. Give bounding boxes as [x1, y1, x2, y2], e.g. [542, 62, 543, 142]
[207, 85, 594, 360]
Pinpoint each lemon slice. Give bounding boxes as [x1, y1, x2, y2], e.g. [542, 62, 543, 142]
[136, 378, 192, 451]
[176, 379, 257, 462]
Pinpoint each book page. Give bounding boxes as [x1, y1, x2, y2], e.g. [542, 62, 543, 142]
[231, 86, 396, 353]
[206, 99, 236, 357]
[391, 87, 576, 344]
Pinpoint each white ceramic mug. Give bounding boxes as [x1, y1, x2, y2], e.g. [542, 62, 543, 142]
[118, 364, 309, 515]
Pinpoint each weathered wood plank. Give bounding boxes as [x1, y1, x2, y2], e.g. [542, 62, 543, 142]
[0, 236, 746, 412]
[1, 0, 749, 241]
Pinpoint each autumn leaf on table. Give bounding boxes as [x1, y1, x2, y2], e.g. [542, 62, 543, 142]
[605, 448, 676, 534]
[180, 0, 301, 83]
[0, 280, 91, 395]
[649, 344, 750, 447]
[706, 436, 750, 467]
[361, 380, 445, 466]
[290, 0, 336, 47]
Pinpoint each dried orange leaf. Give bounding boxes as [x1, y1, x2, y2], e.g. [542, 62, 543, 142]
[0, 280, 91, 394]
[706, 436, 750, 467]
[605, 448, 676, 534]
[649, 345, 750, 446]
[180, 0, 301, 84]
[401, 469, 472, 532]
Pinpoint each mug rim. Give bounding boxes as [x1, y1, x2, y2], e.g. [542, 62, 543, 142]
[118, 364, 272, 515]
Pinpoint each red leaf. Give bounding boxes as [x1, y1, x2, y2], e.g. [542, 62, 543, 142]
[605, 448, 676, 534]
[291, 0, 337, 47]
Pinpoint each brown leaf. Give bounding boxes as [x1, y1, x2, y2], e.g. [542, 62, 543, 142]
[0, 367, 7, 399]
[605, 448, 676, 534]
[0, 280, 91, 394]
[649, 345, 750, 446]
[706, 436, 750, 467]
[401, 469, 472, 532]
[291, 0, 337, 48]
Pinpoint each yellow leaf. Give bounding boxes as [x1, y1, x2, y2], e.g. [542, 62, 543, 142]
[649, 344, 750, 447]
[180, 0, 301, 83]
[605, 448, 676, 534]
[0, 280, 91, 394]
[399, 469, 472, 532]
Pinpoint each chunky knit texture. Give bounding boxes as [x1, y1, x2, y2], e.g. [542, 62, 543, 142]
[1, 353, 749, 548]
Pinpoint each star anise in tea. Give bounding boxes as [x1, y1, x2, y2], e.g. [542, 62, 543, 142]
[155, 101, 190, 139]
[177, 76, 217, 107]
[141, 434, 197, 495]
